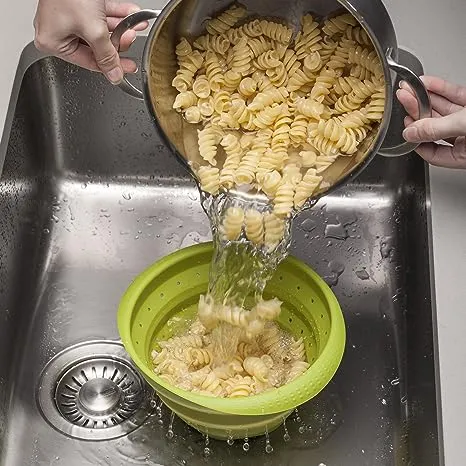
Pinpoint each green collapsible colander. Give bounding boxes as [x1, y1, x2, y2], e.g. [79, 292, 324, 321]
[118, 242, 345, 440]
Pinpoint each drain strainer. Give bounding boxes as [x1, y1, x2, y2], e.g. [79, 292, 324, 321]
[37, 340, 154, 441]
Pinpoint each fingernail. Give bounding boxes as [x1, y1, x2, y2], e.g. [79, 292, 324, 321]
[403, 127, 419, 142]
[129, 6, 141, 13]
[107, 66, 123, 84]
[399, 80, 408, 89]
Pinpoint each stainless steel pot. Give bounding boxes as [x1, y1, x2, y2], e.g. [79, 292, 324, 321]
[111, 0, 431, 200]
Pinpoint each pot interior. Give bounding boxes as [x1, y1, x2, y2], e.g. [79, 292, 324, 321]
[146, 0, 390, 197]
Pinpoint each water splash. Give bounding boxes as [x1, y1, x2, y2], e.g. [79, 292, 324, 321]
[203, 192, 292, 363]
[226, 435, 234, 446]
[206, 192, 291, 308]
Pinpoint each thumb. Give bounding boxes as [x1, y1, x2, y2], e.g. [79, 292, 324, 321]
[403, 108, 466, 143]
[85, 27, 123, 84]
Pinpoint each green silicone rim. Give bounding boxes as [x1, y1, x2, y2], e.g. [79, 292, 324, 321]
[118, 242, 346, 416]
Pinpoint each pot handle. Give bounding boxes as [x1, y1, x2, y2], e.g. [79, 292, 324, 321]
[110, 9, 160, 100]
[378, 52, 432, 157]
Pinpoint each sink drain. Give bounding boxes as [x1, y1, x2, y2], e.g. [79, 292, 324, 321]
[37, 340, 154, 441]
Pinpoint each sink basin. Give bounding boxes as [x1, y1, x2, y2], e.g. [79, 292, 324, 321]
[0, 42, 443, 465]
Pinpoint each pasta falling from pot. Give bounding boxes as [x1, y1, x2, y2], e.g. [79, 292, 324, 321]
[151, 4, 385, 398]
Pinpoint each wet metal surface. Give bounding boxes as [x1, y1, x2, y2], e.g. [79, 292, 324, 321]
[0, 45, 442, 465]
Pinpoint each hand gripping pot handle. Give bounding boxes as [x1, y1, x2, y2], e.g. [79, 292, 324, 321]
[379, 53, 432, 157]
[110, 9, 160, 100]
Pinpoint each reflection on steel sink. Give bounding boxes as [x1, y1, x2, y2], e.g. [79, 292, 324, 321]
[0, 41, 443, 465]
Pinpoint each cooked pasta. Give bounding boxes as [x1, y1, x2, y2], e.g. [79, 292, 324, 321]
[294, 14, 322, 59]
[197, 125, 220, 165]
[243, 356, 269, 382]
[152, 303, 311, 397]
[273, 180, 296, 218]
[206, 4, 247, 35]
[220, 206, 245, 240]
[254, 298, 282, 320]
[231, 37, 252, 76]
[219, 133, 243, 189]
[287, 360, 310, 382]
[322, 13, 357, 37]
[172, 47, 204, 92]
[259, 19, 293, 44]
[197, 165, 220, 194]
[194, 34, 230, 54]
[257, 169, 282, 198]
[244, 209, 265, 245]
[173, 91, 197, 111]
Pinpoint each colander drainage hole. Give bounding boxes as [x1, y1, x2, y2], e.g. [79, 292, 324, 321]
[37, 340, 154, 441]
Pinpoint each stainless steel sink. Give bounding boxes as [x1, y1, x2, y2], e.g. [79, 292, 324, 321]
[0, 41, 443, 465]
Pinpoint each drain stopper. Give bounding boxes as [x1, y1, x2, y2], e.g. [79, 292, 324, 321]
[78, 378, 122, 416]
[37, 340, 154, 441]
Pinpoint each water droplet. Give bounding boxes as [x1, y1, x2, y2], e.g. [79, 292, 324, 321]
[81, 182, 87, 189]
[299, 218, 316, 232]
[242, 437, 250, 452]
[166, 411, 175, 439]
[43, 228, 50, 234]
[203, 434, 211, 456]
[324, 222, 348, 240]
[122, 192, 132, 200]
[294, 408, 301, 423]
[265, 430, 273, 453]
[355, 268, 370, 280]
[391, 377, 400, 386]
[329, 260, 345, 275]
[283, 418, 291, 442]
[156, 400, 163, 425]
[380, 236, 395, 260]
[298, 425, 306, 434]
[381, 398, 387, 405]
[324, 260, 345, 287]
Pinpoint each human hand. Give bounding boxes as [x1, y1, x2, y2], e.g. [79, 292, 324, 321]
[396, 76, 466, 168]
[34, 0, 149, 84]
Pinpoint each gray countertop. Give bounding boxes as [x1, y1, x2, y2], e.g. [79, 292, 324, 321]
[1, 0, 465, 464]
